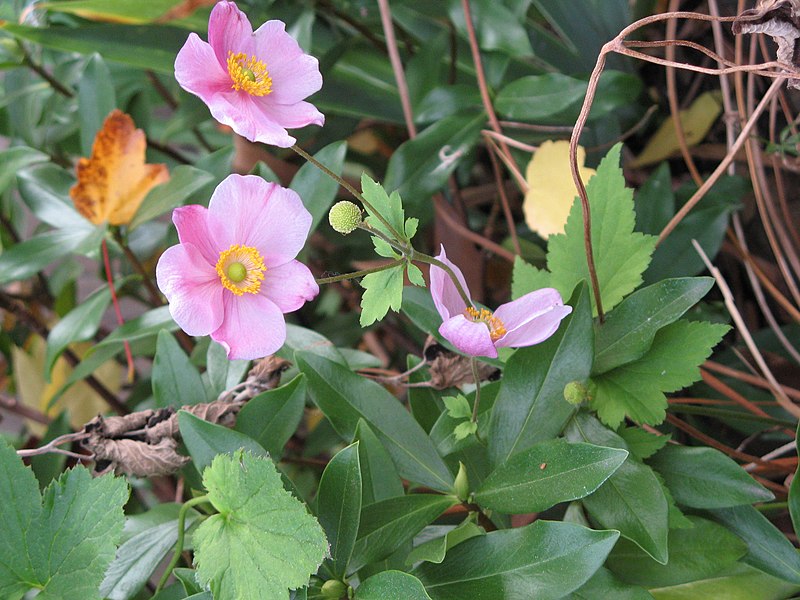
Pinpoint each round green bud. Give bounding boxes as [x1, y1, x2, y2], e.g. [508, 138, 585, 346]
[328, 201, 362, 235]
[321, 579, 347, 599]
[564, 381, 589, 406]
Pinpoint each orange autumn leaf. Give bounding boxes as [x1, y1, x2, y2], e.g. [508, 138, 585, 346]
[70, 109, 169, 226]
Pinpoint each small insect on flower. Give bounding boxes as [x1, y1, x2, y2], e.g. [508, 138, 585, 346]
[429, 245, 572, 359]
[156, 174, 318, 360]
[174, 1, 324, 147]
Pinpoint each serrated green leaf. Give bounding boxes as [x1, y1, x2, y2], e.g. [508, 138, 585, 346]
[371, 236, 398, 259]
[0, 441, 129, 600]
[617, 426, 670, 460]
[511, 256, 552, 299]
[413, 520, 619, 600]
[593, 277, 715, 374]
[359, 265, 405, 326]
[234, 375, 307, 458]
[317, 443, 362, 578]
[607, 516, 746, 588]
[355, 571, 432, 600]
[565, 413, 669, 563]
[193, 451, 328, 599]
[590, 320, 730, 428]
[547, 143, 657, 315]
[443, 395, 471, 419]
[649, 445, 773, 509]
[405, 217, 419, 240]
[406, 262, 425, 286]
[152, 330, 207, 408]
[361, 174, 406, 239]
[453, 421, 477, 440]
[474, 439, 628, 514]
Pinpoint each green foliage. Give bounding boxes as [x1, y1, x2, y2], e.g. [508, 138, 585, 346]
[359, 265, 405, 327]
[355, 571, 432, 600]
[0, 441, 129, 599]
[193, 451, 328, 598]
[590, 320, 730, 428]
[152, 330, 207, 407]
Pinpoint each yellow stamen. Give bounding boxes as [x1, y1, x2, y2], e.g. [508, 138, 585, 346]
[465, 306, 507, 342]
[216, 244, 266, 296]
[227, 51, 273, 96]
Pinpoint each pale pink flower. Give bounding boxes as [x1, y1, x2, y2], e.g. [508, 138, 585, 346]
[156, 174, 318, 360]
[430, 246, 572, 359]
[174, 1, 324, 147]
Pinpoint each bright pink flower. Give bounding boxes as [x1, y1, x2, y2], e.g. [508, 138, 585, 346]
[174, 1, 324, 147]
[156, 174, 318, 360]
[430, 246, 572, 359]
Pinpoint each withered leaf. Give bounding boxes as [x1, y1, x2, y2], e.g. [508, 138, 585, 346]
[733, 0, 800, 88]
[70, 109, 169, 225]
[423, 337, 501, 390]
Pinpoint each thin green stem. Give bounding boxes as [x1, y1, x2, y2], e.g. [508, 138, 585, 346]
[357, 222, 408, 255]
[155, 495, 209, 593]
[289, 144, 405, 241]
[316, 259, 404, 285]
[470, 358, 482, 423]
[409, 250, 473, 308]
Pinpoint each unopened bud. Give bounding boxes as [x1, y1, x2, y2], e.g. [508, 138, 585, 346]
[454, 461, 469, 501]
[328, 201, 362, 235]
[321, 579, 347, 599]
[564, 381, 590, 406]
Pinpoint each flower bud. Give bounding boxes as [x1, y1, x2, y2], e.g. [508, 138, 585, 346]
[564, 381, 590, 406]
[454, 461, 470, 502]
[321, 579, 347, 599]
[328, 201, 362, 235]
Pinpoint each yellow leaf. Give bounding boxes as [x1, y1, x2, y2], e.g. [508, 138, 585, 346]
[13, 339, 121, 435]
[523, 140, 595, 240]
[70, 109, 169, 226]
[631, 91, 722, 167]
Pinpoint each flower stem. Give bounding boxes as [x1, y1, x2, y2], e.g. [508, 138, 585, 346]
[101, 238, 135, 382]
[156, 495, 209, 593]
[289, 144, 405, 241]
[408, 250, 473, 309]
[470, 358, 482, 423]
[316, 259, 404, 285]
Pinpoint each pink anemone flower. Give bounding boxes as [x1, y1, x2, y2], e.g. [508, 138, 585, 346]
[156, 174, 319, 360]
[430, 246, 572, 359]
[174, 1, 324, 147]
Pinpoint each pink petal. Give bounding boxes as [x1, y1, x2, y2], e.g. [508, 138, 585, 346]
[260, 260, 319, 313]
[430, 245, 470, 321]
[156, 244, 224, 336]
[440, 315, 498, 359]
[252, 21, 322, 104]
[208, 1, 254, 67]
[253, 99, 325, 130]
[207, 175, 312, 267]
[174, 33, 231, 102]
[493, 288, 573, 348]
[211, 293, 286, 360]
[173, 205, 219, 265]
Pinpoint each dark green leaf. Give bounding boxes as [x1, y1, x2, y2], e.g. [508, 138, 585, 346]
[707, 504, 800, 584]
[282, 323, 346, 365]
[791, 420, 800, 538]
[617, 426, 670, 461]
[0, 146, 48, 195]
[354, 419, 404, 505]
[0, 227, 101, 285]
[317, 443, 362, 578]
[449, 0, 532, 57]
[79, 54, 116, 156]
[45, 284, 112, 379]
[593, 277, 714, 374]
[474, 439, 627, 514]
[234, 375, 307, 458]
[488, 282, 593, 467]
[414, 520, 619, 600]
[129, 166, 214, 230]
[297, 352, 454, 492]
[606, 516, 746, 588]
[29, 412, 71, 489]
[350, 495, 456, 572]
[17, 164, 87, 230]
[563, 567, 652, 600]
[93, 306, 177, 350]
[383, 113, 484, 210]
[566, 413, 669, 563]
[405, 521, 485, 566]
[355, 571, 432, 600]
[152, 330, 207, 408]
[178, 411, 267, 474]
[291, 141, 347, 232]
[649, 445, 773, 509]
[495, 74, 587, 121]
[205, 340, 249, 399]
[642, 563, 800, 600]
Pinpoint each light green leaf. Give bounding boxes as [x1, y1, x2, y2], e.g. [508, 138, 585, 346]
[443, 395, 471, 420]
[405, 217, 419, 240]
[648, 563, 800, 600]
[413, 520, 619, 600]
[511, 256, 552, 300]
[193, 451, 328, 599]
[547, 143, 657, 315]
[617, 427, 670, 460]
[17, 163, 91, 230]
[0, 227, 100, 285]
[474, 439, 628, 514]
[355, 571, 432, 600]
[361, 174, 406, 239]
[453, 421, 477, 441]
[406, 262, 425, 286]
[359, 265, 405, 326]
[79, 54, 116, 156]
[591, 320, 730, 428]
[0, 441, 129, 600]
[0, 146, 48, 195]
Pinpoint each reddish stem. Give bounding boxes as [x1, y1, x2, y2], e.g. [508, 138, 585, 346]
[101, 238, 135, 382]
